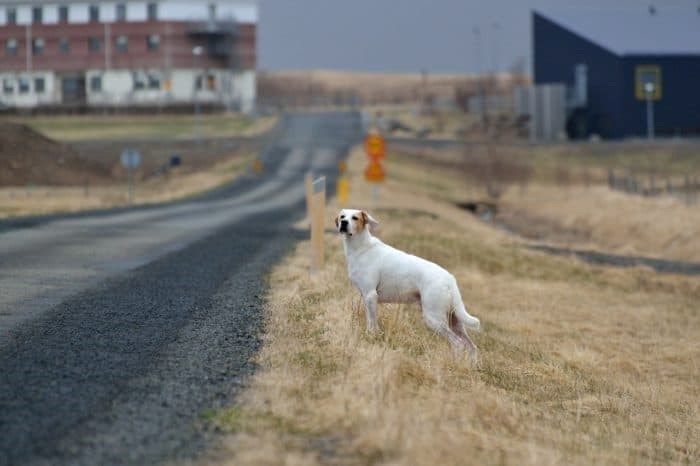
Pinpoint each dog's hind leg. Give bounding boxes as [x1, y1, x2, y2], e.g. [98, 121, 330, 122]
[449, 312, 478, 363]
[422, 307, 463, 353]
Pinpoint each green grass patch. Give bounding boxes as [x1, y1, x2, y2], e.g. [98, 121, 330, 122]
[292, 350, 339, 377]
[204, 406, 311, 436]
[9, 113, 258, 141]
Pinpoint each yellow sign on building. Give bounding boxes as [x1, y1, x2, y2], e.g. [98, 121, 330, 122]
[635, 65, 662, 101]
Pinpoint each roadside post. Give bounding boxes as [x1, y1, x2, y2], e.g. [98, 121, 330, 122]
[120, 148, 141, 205]
[364, 132, 386, 204]
[253, 158, 264, 175]
[635, 66, 660, 141]
[192, 46, 204, 145]
[310, 176, 326, 273]
[645, 82, 655, 140]
[336, 160, 350, 205]
[305, 171, 313, 223]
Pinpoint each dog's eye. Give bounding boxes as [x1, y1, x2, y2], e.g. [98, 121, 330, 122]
[340, 215, 345, 219]
[352, 216, 358, 220]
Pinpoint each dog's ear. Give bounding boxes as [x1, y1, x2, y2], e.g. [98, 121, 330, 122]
[361, 211, 379, 230]
[334, 216, 339, 228]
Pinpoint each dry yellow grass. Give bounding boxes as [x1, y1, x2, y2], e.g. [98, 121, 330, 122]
[387, 143, 700, 262]
[199, 147, 699, 466]
[0, 152, 253, 218]
[500, 185, 700, 262]
[267, 70, 476, 101]
[11, 113, 277, 142]
[364, 104, 477, 140]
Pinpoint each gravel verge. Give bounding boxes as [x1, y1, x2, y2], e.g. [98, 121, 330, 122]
[0, 199, 305, 466]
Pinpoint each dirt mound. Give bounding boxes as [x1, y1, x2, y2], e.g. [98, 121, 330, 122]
[0, 122, 112, 187]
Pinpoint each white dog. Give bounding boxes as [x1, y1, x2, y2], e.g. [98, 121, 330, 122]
[335, 208, 480, 360]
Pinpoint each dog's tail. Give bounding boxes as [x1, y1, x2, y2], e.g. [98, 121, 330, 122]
[452, 288, 481, 331]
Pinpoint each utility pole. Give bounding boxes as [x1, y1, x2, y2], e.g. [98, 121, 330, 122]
[421, 68, 428, 113]
[473, 26, 487, 131]
[192, 46, 203, 144]
[491, 21, 500, 75]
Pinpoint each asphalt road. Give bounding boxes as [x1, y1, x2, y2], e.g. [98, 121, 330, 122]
[0, 111, 361, 466]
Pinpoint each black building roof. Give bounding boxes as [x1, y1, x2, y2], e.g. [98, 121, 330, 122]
[535, 7, 700, 56]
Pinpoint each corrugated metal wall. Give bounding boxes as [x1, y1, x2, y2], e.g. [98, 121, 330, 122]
[514, 84, 566, 142]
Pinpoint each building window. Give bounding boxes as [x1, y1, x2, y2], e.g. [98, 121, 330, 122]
[90, 75, 102, 92]
[34, 77, 45, 94]
[206, 74, 216, 90]
[89, 4, 100, 22]
[146, 34, 160, 52]
[115, 35, 128, 53]
[194, 74, 217, 91]
[18, 77, 30, 94]
[6, 8, 17, 25]
[148, 73, 160, 90]
[32, 38, 45, 56]
[116, 3, 126, 21]
[5, 38, 19, 56]
[133, 72, 146, 90]
[32, 6, 42, 24]
[59, 6, 69, 23]
[59, 37, 70, 54]
[88, 37, 102, 53]
[3, 78, 13, 95]
[147, 3, 158, 21]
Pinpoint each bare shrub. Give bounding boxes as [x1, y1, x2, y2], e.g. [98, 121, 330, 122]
[463, 144, 533, 200]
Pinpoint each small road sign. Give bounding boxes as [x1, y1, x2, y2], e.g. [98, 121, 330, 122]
[336, 175, 350, 205]
[310, 176, 326, 273]
[364, 159, 386, 183]
[120, 149, 141, 169]
[364, 133, 385, 160]
[120, 149, 140, 205]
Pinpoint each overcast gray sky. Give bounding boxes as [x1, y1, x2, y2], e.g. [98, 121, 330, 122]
[258, 0, 699, 73]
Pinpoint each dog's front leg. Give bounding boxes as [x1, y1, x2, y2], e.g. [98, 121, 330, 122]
[362, 290, 379, 333]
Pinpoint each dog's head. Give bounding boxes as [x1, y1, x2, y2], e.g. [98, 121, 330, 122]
[335, 209, 379, 237]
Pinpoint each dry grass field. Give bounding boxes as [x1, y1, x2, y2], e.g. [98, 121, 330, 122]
[0, 152, 253, 218]
[499, 185, 700, 262]
[259, 70, 477, 104]
[201, 147, 699, 465]
[0, 112, 273, 218]
[392, 142, 700, 262]
[9, 113, 276, 142]
[365, 105, 480, 140]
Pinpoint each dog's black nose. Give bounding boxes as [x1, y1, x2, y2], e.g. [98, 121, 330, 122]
[339, 220, 348, 232]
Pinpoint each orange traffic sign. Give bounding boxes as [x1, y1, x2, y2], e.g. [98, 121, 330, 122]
[364, 160, 386, 183]
[364, 133, 386, 160]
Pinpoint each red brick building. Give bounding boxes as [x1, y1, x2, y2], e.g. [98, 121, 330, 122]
[0, 0, 257, 111]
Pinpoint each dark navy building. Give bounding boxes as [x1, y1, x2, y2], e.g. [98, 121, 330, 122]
[534, 8, 700, 139]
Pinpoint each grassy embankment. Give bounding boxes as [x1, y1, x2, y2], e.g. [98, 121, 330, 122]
[0, 113, 276, 217]
[0, 155, 252, 218]
[393, 141, 700, 262]
[12, 113, 276, 141]
[204, 145, 699, 465]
